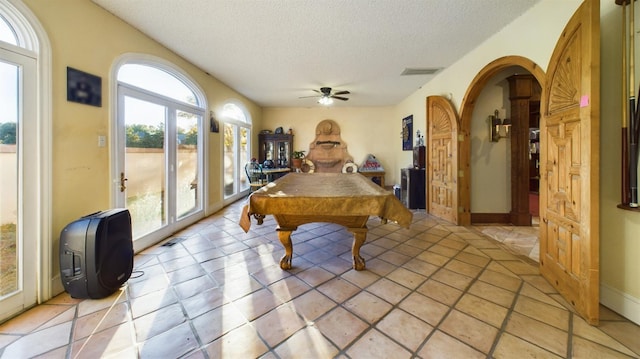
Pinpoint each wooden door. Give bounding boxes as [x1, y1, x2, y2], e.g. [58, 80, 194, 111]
[539, 0, 600, 325]
[427, 96, 458, 224]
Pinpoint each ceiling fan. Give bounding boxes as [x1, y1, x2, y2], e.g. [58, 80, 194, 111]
[300, 87, 350, 105]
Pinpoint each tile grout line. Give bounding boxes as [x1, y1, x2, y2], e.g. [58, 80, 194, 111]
[330, 227, 485, 357]
[413, 240, 496, 357]
[269, 222, 438, 357]
[486, 280, 525, 358]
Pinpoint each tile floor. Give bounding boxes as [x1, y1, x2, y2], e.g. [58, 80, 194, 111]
[472, 219, 540, 263]
[1, 201, 639, 358]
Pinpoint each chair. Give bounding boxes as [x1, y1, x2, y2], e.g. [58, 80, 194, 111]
[245, 162, 266, 192]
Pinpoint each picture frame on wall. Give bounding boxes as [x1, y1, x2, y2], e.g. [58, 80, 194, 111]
[402, 115, 413, 150]
[67, 67, 102, 107]
[210, 111, 219, 133]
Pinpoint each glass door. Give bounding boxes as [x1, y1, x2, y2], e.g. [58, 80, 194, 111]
[223, 123, 249, 199]
[0, 48, 37, 321]
[223, 123, 237, 197]
[122, 95, 167, 239]
[176, 110, 200, 218]
[116, 83, 203, 251]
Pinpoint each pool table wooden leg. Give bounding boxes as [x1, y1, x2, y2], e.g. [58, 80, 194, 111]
[348, 228, 368, 270]
[277, 228, 294, 270]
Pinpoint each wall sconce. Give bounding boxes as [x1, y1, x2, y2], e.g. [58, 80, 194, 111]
[488, 109, 511, 142]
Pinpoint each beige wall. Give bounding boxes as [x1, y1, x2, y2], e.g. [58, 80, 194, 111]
[262, 107, 406, 185]
[469, 68, 521, 214]
[599, 0, 640, 324]
[21, 0, 262, 294]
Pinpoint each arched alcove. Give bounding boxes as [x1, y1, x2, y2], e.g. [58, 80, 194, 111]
[458, 56, 545, 226]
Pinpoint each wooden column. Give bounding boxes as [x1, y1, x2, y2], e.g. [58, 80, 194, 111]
[507, 75, 540, 226]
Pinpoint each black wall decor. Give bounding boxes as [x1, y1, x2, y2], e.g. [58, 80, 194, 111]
[402, 115, 413, 150]
[67, 67, 102, 107]
[210, 111, 219, 133]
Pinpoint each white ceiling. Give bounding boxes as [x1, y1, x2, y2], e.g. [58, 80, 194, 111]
[92, 0, 540, 107]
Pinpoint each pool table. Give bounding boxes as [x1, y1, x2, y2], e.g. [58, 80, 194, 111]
[240, 172, 413, 270]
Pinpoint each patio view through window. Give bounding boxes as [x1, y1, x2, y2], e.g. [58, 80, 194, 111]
[118, 64, 204, 240]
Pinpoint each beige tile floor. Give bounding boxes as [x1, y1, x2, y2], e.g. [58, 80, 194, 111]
[472, 219, 540, 263]
[1, 202, 639, 358]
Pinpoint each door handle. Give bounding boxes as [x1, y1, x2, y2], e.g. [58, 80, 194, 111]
[120, 172, 128, 192]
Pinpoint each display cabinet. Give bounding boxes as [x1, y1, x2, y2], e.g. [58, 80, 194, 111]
[258, 133, 293, 169]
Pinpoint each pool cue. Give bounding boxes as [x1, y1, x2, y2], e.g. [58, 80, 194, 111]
[631, 0, 640, 207]
[622, 0, 630, 205]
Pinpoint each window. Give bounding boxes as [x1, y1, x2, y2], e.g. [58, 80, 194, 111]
[0, 15, 18, 45]
[221, 103, 251, 200]
[115, 59, 206, 251]
[0, 0, 49, 322]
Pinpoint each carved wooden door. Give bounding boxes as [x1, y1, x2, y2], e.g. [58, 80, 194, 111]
[427, 96, 458, 224]
[539, 0, 600, 325]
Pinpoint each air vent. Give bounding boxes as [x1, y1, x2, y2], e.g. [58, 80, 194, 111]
[161, 237, 186, 247]
[400, 67, 442, 76]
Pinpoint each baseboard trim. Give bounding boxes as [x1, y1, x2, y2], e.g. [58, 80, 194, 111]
[600, 282, 640, 326]
[470, 213, 511, 224]
[206, 201, 224, 216]
[50, 275, 64, 299]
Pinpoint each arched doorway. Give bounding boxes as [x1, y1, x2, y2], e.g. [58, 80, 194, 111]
[458, 56, 545, 226]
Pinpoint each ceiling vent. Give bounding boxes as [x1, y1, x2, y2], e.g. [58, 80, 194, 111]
[401, 67, 442, 76]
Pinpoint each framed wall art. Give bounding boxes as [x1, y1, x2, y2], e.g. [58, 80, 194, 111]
[209, 111, 219, 133]
[402, 115, 413, 150]
[67, 67, 102, 107]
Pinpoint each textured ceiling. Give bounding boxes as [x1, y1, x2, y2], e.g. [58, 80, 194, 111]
[92, 0, 540, 107]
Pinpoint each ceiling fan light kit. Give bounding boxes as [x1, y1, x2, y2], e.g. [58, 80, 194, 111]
[318, 96, 334, 105]
[300, 87, 350, 105]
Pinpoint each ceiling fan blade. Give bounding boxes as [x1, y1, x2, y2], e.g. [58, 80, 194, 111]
[331, 96, 349, 101]
[332, 90, 350, 96]
[312, 89, 322, 94]
[299, 95, 320, 99]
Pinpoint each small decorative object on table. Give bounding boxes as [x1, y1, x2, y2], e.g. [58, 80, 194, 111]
[359, 154, 384, 172]
[291, 150, 305, 171]
[416, 130, 424, 146]
[358, 154, 386, 187]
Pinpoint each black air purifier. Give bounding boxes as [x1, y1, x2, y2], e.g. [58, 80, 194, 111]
[59, 209, 133, 299]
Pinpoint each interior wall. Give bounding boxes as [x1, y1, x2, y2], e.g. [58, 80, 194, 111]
[599, 0, 640, 324]
[470, 69, 515, 214]
[262, 107, 408, 185]
[21, 0, 262, 296]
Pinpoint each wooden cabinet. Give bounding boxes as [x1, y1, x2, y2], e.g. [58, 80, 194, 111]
[360, 171, 385, 188]
[258, 133, 293, 169]
[401, 168, 425, 209]
[413, 145, 425, 169]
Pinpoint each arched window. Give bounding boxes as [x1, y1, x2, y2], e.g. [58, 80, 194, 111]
[0, 0, 51, 322]
[0, 15, 18, 45]
[114, 57, 206, 250]
[118, 64, 199, 105]
[220, 102, 251, 200]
